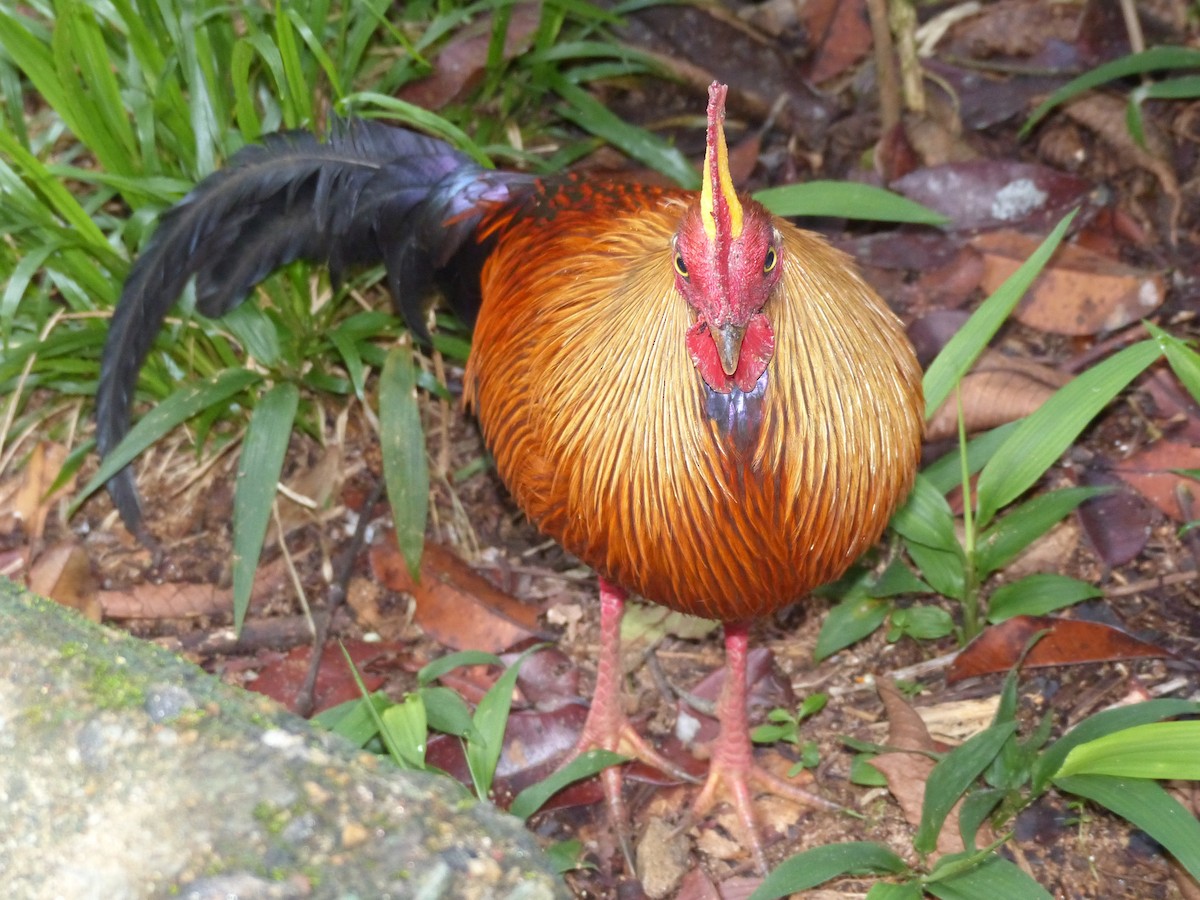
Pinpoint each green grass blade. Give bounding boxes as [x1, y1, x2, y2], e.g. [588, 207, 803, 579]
[1145, 320, 1200, 402]
[814, 596, 890, 661]
[379, 344, 428, 577]
[755, 182, 948, 225]
[924, 211, 1075, 418]
[1023, 46, 1200, 136]
[750, 842, 909, 900]
[548, 73, 698, 188]
[986, 573, 1101, 623]
[925, 853, 1053, 899]
[915, 721, 1018, 854]
[72, 368, 262, 514]
[509, 749, 627, 820]
[418, 684, 478, 740]
[974, 486, 1108, 576]
[1053, 775, 1200, 883]
[418, 650, 504, 685]
[231, 381, 299, 631]
[0, 130, 110, 248]
[974, 339, 1161, 528]
[466, 644, 546, 800]
[340, 92, 491, 166]
[891, 475, 961, 551]
[1056, 721, 1200, 780]
[380, 693, 429, 768]
[1034, 699, 1200, 792]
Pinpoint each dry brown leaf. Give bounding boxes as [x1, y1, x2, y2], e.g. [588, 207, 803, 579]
[869, 680, 974, 857]
[11, 442, 69, 544]
[972, 231, 1165, 335]
[1062, 93, 1182, 241]
[268, 444, 344, 543]
[369, 536, 546, 653]
[926, 350, 1071, 440]
[27, 542, 101, 622]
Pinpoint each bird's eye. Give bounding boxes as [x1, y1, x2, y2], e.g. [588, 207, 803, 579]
[674, 253, 689, 278]
[763, 247, 778, 274]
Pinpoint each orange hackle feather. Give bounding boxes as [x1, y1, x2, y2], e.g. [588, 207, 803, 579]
[466, 96, 923, 624]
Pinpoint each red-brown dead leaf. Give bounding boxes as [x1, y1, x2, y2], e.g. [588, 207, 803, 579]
[972, 231, 1165, 335]
[801, 0, 871, 84]
[27, 541, 101, 622]
[947, 615, 1172, 684]
[869, 680, 970, 856]
[98, 554, 292, 619]
[369, 536, 545, 653]
[926, 350, 1072, 440]
[1112, 440, 1200, 522]
[396, 4, 541, 109]
[246, 639, 394, 714]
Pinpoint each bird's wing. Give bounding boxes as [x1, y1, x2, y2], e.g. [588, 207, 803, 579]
[96, 118, 531, 533]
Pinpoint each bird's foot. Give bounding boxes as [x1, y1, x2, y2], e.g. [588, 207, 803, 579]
[688, 756, 837, 874]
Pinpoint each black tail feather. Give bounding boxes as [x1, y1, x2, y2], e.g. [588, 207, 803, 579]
[95, 118, 531, 533]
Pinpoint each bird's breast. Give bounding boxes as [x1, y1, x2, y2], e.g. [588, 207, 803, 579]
[466, 206, 924, 622]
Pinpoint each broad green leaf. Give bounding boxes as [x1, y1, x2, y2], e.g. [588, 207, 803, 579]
[73, 368, 262, 514]
[379, 344, 428, 577]
[222, 303, 282, 367]
[922, 422, 1018, 495]
[1056, 721, 1200, 780]
[544, 839, 590, 875]
[466, 644, 546, 799]
[915, 721, 1018, 854]
[419, 684, 478, 741]
[815, 596, 890, 661]
[750, 842, 909, 900]
[957, 787, 1005, 850]
[974, 486, 1108, 576]
[923, 212, 1075, 418]
[1145, 320, 1200, 403]
[1034, 699, 1200, 792]
[925, 852, 1053, 899]
[866, 884, 923, 900]
[509, 749, 627, 820]
[231, 381, 299, 631]
[314, 692, 391, 747]
[380, 693, 428, 768]
[851, 754, 889, 786]
[548, 73, 698, 189]
[891, 475, 962, 553]
[887, 605, 954, 642]
[905, 541, 966, 601]
[1023, 46, 1200, 135]
[974, 339, 1161, 528]
[986, 573, 1101, 623]
[755, 182, 948, 225]
[1054, 775, 1200, 884]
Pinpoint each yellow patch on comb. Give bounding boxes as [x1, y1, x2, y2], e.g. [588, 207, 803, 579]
[701, 82, 744, 242]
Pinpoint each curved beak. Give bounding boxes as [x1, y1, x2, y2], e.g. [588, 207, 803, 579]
[713, 322, 747, 376]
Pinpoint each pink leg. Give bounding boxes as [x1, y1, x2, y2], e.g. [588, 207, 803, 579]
[691, 622, 836, 873]
[566, 580, 695, 827]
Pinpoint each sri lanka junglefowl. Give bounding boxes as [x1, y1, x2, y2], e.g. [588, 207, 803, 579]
[95, 83, 924, 869]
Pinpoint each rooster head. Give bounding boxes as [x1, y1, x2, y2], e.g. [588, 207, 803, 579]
[674, 82, 780, 395]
